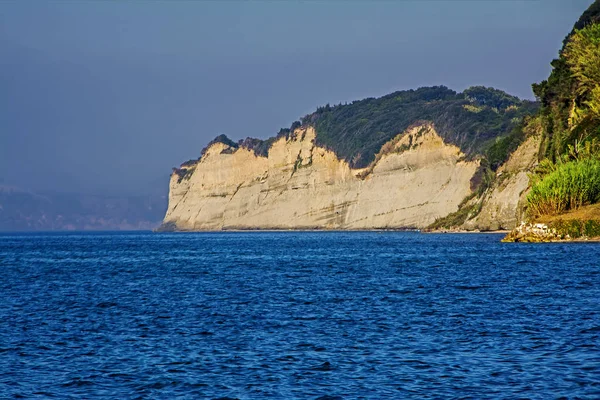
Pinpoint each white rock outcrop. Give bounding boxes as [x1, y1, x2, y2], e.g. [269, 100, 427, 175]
[161, 124, 480, 231]
[464, 135, 541, 231]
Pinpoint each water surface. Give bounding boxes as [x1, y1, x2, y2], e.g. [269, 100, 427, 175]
[1, 232, 599, 399]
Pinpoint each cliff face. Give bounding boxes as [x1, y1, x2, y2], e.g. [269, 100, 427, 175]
[464, 135, 541, 231]
[161, 124, 479, 230]
[161, 1, 599, 233]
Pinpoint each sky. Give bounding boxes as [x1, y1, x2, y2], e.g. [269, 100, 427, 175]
[0, 0, 595, 196]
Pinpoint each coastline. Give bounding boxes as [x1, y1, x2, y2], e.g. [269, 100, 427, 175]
[155, 225, 600, 243]
[155, 226, 508, 234]
[502, 220, 600, 243]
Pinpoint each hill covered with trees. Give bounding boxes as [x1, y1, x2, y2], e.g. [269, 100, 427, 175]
[200, 85, 538, 174]
[309, 86, 537, 169]
[174, 0, 600, 237]
[525, 0, 600, 221]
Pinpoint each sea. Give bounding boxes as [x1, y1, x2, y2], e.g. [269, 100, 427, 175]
[0, 231, 599, 399]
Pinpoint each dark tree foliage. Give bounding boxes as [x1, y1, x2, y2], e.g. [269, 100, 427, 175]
[563, 0, 600, 49]
[311, 86, 537, 168]
[463, 86, 523, 109]
[533, 58, 576, 161]
[178, 134, 241, 168]
[197, 86, 537, 169]
[200, 134, 239, 156]
[290, 120, 302, 132]
[486, 122, 527, 171]
[238, 136, 276, 158]
[523, 1, 600, 217]
[534, 0, 600, 162]
[204, 120, 305, 158]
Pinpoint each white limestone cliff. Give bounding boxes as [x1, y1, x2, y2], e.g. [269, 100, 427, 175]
[161, 124, 480, 230]
[463, 135, 541, 231]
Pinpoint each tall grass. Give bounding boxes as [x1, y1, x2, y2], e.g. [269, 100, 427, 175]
[527, 158, 600, 216]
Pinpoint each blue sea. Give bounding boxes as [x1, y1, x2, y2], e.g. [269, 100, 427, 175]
[0, 231, 599, 399]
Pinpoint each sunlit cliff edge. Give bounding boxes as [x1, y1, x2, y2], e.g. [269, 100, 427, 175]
[158, 85, 539, 231]
[160, 124, 484, 231]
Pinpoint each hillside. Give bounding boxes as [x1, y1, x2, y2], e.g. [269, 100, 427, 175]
[162, 86, 537, 231]
[162, 1, 600, 233]
[523, 1, 600, 221]
[471, 0, 600, 241]
[310, 86, 537, 169]
[533, 4, 600, 163]
[186, 86, 537, 172]
[161, 124, 481, 231]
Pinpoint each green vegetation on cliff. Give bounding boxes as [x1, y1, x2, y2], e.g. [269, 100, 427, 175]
[309, 86, 537, 169]
[538, 203, 600, 239]
[534, 24, 600, 161]
[526, 1, 600, 219]
[431, 1, 600, 231]
[533, 0, 600, 157]
[194, 86, 537, 172]
[169, 1, 600, 235]
[527, 158, 600, 216]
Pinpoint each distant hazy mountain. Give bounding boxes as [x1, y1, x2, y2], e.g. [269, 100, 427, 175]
[0, 185, 167, 231]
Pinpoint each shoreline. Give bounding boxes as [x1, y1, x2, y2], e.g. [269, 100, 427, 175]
[156, 226, 600, 242]
[155, 227, 508, 234]
[502, 221, 600, 243]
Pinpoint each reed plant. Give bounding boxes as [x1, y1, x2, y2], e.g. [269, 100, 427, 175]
[527, 158, 600, 216]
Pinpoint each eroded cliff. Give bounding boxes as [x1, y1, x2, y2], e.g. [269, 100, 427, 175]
[463, 135, 541, 231]
[161, 124, 479, 230]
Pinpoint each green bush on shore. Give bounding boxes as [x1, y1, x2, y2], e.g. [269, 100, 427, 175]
[550, 219, 600, 238]
[527, 158, 600, 216]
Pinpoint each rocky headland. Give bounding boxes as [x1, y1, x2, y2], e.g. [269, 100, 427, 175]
[160, 1, 600, 237]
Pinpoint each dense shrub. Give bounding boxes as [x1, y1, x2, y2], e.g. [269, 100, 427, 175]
[527, 158, 600, 216]
[534, 9, 600, 161]
[526, 5, 600, 219]
[198, 86, 537, 167]
[427, 193, 480, 230]
[486, 124, 526, 171]
[550, 219, 600, 238]
[311, 86, 537, 168]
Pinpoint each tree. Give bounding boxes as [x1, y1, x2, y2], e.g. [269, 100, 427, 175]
[564, 23, 600, 125]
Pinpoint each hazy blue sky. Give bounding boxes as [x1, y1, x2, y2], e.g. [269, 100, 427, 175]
[0, 0, 594, 195]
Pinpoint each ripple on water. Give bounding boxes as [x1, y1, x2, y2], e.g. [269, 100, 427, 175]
[0, 231, 599, 398]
